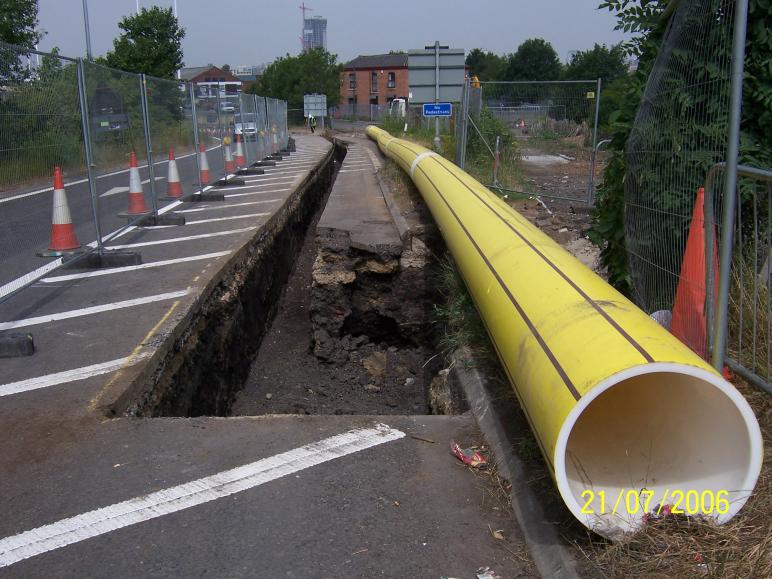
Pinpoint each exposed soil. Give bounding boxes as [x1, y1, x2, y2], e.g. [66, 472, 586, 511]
[231, 144, 443, 417]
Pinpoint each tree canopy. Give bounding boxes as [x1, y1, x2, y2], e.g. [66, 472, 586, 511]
[0, 0, 40, 48]
[504, 38, 562, 81]
[103, 6, 184, 79]
[564, 43, 627, 83]
[260, 48, 341, 109]
[465, 48, 505, 81]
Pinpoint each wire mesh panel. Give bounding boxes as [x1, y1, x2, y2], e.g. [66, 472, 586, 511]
[463, 81, 599, 203]
[0, 44, 90, 294]
[144, 75, 195, 201]
[719, 168, 771, 388]
[81, 60, 152, 237]
[255, 95, 268, 161]
[237, 93, 258, 166]
[625, 0, 735, 362]
[193, 82, 222, 184]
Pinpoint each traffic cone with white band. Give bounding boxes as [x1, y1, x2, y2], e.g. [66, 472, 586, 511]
[165, 148, 183, 198]
[43, 167, 80, 254]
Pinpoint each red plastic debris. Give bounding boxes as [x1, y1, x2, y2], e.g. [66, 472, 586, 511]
[450, 441, 487, 468]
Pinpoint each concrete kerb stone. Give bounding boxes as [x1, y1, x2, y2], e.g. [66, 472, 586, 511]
[375, 170, 411, 244]
[450, 347, 580, 579]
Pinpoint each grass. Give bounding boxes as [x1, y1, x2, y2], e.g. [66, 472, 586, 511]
[728, 259, 771, 383]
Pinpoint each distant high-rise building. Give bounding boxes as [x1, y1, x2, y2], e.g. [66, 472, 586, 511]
[303, 15, 327, 51]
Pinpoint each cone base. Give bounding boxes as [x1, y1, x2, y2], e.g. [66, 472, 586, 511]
[38, 248, 83, 257]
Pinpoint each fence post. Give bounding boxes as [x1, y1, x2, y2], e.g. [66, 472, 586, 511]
[493, 135, 501, 185]
[189, 83, 203, 194]
[138, 73, 158, 214]
[76, 58, 103, 250]
[588, 77, 602, 204]
[712, 0, 749, 373]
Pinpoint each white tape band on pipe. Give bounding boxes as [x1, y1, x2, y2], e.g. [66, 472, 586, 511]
[410, 151, 439, 178]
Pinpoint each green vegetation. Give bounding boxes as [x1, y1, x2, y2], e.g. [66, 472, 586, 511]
[102, 6, 185, 79]
[564, 43, 627, 83]
[465, 48, 506, 81]
[504, 38, 562, 81]
[260, 48, 341, 109]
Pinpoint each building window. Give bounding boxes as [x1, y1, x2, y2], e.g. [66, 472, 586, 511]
[349, 73, 356, 89]
[371, 72, 378, 93]
[387, 72, 396, 89]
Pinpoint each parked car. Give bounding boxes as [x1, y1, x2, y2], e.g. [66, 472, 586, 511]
[219, 101, 236, 113]
[234, 112, 258, 141]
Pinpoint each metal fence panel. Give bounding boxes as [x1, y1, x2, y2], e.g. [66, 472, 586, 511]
[625, 0, 735, 358]
[0, 45, 91, 297]
[0, 40, 289, 304]
[461, 80, 600, 203]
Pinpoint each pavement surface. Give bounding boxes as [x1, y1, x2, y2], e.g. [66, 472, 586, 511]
[0, 133, 532, 577]
[317, 138, 402, 254]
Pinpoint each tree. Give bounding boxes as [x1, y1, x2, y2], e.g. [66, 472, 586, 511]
[504, 38, 562, 81]
[221, 64, 231, 73]
[0, 0, 40, 47]
[260, 48, 341, 109]
[465, 48, 505, 81]
[563, 43, 627, 83]
[0, 0, 41, 79]
[103, 6, 184, 79]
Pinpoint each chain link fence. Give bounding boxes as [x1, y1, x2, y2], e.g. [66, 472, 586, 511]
[625, 0, 769, 392]
[0, 41, 289, 305]
[457, 80, 601, 204]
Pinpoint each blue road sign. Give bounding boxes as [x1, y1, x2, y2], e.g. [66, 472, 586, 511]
[422, 103, 452, 117]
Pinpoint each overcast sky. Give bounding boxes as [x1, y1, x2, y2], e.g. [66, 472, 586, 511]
[37, 1, 627, 67]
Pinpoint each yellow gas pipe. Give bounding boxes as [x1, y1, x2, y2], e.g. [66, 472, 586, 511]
[367, 126, 762, 538]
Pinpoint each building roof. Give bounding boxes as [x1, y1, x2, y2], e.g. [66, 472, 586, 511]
[343, 54, 408, 70]
[179, 66, 240, 82]
[179, 66, 212, 81]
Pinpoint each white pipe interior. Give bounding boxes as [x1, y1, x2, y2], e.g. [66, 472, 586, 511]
[555, 363, 763, 539]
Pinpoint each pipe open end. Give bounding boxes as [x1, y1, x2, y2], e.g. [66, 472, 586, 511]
[555, 363, 763, 539]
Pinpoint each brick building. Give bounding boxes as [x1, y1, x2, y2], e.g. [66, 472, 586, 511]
[339, 54, 408, 108]
[180, 66, 242, 99]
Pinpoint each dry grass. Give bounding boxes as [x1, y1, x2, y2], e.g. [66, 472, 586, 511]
[577, 378, 771, 578]
[728, 260, 771, 383]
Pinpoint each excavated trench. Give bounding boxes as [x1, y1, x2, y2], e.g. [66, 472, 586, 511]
[121, 139, 459, 418]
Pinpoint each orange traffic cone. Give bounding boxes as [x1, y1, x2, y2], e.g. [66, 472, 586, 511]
[199, 143, 210, 184]
[224, 139, 235, 173]
[234, 134, 246, 167]
[42, 167, 80, 254]
[124, 151, 150, 215]
[166, 148, 183, 198]
[671, 187, 718, 359]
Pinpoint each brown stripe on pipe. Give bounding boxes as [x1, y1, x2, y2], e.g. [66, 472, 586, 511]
[416, 165, 582, 401]
[429, 154, 655, 364]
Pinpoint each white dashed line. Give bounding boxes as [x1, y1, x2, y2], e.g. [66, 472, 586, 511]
[40, 252, 232, 283]
[0, 290, 191, 331]
[0, 424, 405, 568]
[0, 353, 152, 398]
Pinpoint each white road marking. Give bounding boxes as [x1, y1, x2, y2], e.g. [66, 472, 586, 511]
[108, 228, 254, 249]
[0, 290, 191, 331]
[175, 200, 279, 213]
[0, 353, 151, 398]
[186, 213, 269, 225]
[100, 186, 129, 198]
[225, 188, 291, 199]
[243, 177, 298, 185]
[0, 424, 405, 568]
[339, 169, 371, 173]
[0, 260, 64, 300]
[40, 252, 231, 283]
